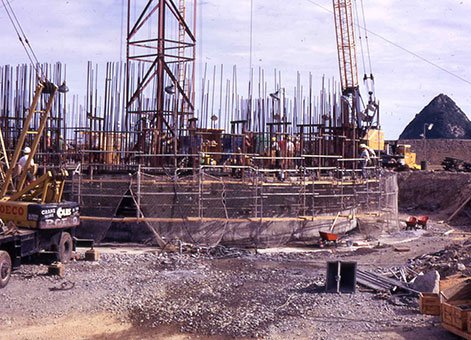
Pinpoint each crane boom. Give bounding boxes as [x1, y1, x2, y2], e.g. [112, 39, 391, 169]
[332, 0, 381, 144]
[333, 0, 359, 95]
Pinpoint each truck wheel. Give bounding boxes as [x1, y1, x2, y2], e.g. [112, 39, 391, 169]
[0, 251, 12, 288]
[58, 232, 73, 264]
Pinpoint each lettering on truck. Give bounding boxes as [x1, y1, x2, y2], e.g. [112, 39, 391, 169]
[56, 207, 72, 218]
[41, 209, 56, 216]
[42, 216, 80, 228]
[0, 204, 26, 217]
[37, 205, 80, 229]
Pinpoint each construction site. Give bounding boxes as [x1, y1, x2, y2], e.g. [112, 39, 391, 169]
[1, 1, 471, 339]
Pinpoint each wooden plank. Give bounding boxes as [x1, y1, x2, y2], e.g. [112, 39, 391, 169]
[448, 195, 471, 222]
[394, 246, 410, 252]
[441, 279, 471, 301]
[81, 215, 344, 223]
[440, 274, 469, 291]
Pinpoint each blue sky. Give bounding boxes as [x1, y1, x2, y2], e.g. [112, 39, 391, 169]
[0, 0, 470, 139]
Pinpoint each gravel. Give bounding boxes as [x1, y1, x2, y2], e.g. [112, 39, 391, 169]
[0, 236, 459, 339]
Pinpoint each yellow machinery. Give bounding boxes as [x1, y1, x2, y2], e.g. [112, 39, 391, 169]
[365, 129, 384, 152]
[0, 3, 80, 287]
[0, 80, 79, 273]
[0, 80, 79, 229]
[382, 142, 420, 170]
[397, 144, 420, 169]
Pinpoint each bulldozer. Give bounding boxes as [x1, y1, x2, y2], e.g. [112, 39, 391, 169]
[381, 141, 420, 170]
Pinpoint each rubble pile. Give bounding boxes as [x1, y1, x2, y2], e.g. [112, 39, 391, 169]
[408, 240, 471, 278]
[399, 93, 471, 139]
[441, 157, 471, 172]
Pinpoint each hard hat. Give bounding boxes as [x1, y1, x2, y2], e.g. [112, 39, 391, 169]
[271, 137, 276, 142]
[359, 144, 367, 149]
[23, 146, 31, 154]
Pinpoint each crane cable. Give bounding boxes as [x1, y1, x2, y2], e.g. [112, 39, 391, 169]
[304, 0, 471, 87]
[353, 0, 367, 77]
[249, 0, 253, 72]
[359, 0, 373, 75]
[353, 0, 375, 103]
[1, 0, 44, 80]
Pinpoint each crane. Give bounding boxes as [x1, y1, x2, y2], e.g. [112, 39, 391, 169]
[333, 0, 359, 98]
[0, 1, 81, 288]
[332, 0, 380, 153]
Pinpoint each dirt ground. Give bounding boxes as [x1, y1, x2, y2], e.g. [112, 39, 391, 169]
[1, 171, 471, 340]
[0, 217, 468, 340]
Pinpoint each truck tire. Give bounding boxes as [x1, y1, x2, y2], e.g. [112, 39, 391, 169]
[0, 251, 12, 288]
[58, 232, 73, 264]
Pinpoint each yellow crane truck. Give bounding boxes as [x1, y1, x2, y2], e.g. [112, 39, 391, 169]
[0, 80, 80, 288]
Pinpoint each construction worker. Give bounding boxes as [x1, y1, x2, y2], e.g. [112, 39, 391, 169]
[285, 136, 295, 168]
[46, 131, 52, 150]
[224, 147, 242, 178]
[17, 146, 37, 184]
[270, 137, 280, 169]
[58, 134, 68, 165]
[359, 144, 372, 178]
[244, 132, 253, 154]
[59, 135, 67, 152]
[294, 136, 302, 168]
[45, 131, 53, 163]
[368, 144, 377, 165]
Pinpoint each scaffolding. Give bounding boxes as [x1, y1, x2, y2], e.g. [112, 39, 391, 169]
[71, 155, 398, 247]
[0, 62, 384, 173]
[0, 0, 392, 248]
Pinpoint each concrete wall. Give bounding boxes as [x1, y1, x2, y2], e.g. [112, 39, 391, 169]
[398, 139, 471, 166]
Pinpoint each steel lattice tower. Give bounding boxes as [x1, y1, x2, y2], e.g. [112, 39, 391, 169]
[126, 0, 196, 158]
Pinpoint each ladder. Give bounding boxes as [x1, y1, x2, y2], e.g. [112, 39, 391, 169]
[177, 0, 192, 135]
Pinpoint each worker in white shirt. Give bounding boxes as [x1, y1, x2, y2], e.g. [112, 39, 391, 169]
[17, 146, 37, 184]
[359, 144, 372, 178]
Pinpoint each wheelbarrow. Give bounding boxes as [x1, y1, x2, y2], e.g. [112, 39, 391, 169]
[405, 216, 417, 230]
[417, 215, 429, 229]
[319, 231, 339, 247]
[319, 212, 342, 247]
[405, 215, 429, 230]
